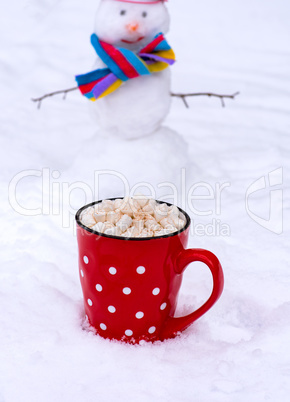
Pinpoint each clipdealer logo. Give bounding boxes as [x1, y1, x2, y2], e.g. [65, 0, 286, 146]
[7, 168, 231, 236]
[245, 168, 283, 234]
[7, 167, 284, 235]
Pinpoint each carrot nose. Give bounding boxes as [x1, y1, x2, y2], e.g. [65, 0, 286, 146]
[126, 22, 139, 32]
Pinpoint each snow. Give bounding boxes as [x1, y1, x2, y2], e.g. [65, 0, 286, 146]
[1, 0, 290, 401]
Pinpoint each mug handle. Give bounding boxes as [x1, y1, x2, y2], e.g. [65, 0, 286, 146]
[160, 248, 224, 340]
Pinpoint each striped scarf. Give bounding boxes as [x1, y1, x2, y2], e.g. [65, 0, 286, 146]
[75, 32, 175, 101]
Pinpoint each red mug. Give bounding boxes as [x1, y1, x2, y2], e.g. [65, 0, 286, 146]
[75, 199, 224, 343]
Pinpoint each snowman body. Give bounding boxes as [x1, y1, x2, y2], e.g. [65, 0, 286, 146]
[91, 0, 171, 139]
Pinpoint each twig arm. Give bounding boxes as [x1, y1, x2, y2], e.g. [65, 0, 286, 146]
[31, 86, 78, 109]
[171, 91, 240, 107]
[31, 87, 239, 109]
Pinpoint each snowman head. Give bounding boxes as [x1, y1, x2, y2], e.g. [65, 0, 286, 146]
[94, 0, 170, 50]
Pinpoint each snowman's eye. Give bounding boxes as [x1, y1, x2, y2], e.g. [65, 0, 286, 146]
[142, 11, 147, 18]
[120, 10, 126, 16]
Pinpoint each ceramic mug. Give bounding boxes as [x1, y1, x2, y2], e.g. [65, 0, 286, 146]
[75, 199, 224, 343]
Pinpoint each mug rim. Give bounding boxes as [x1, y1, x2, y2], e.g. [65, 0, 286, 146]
[75, 198, 191, 241]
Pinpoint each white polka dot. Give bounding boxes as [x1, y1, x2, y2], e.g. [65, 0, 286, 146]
[109, 267, 117, 275]
[123, 287, 131, 295]
[95, 284, 102, 292]
[148, 326, 156, 334]
[80, 270, 84, 277]
[83, 256, 89, 264]
[152, 287, 160, 295]
[135, 311, 144, 319]
[87, 299, 93, 306]
[136, 266, 146, 274]
[160, 302, 167, 310]
[108, 305, 116, 313]
[125, 329, 133, 336]
[100, 323, 107, 330]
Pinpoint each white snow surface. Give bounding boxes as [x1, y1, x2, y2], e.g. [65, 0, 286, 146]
[1, 0, 290, 401]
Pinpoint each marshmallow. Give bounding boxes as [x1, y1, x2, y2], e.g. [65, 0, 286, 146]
[94, 200, 114, 212]
[104, 226, 122, 236]
[116, 214, 133, 233]
[92, 222, 105, 233]
[106, 210, 122, 224]
[114, 198, 124, 210]
[154, 228, 172, 237]
[176, 218, 186, 230]
[161, 211, 186, 231]
[160, 217, 172, 228]
[92, 221, 114, 233]
[103, 221, 114, 230]
[93, 210, 107, 223]
[138, 228, 153, 238]
[160, 215, 182, 229]
[163, 224, 177, 233]
[132, 218, 144, 233]
[142, 204, 154, 214]
[168, 205, 179, 217]
[80, 196, 186, 238]
[179, 212, 186, 221]
[154, 203, 169, 222]
[84, 206, 94, 215]
[129, 198, 142, 212]
[101, 200, 115, 212]
[170, 214, 180, 227]
[119, 197, 134, 217]
[133, 211, 149, 220]
[94, 202, 105, 212]
[144, 218, 158, 230]
[121, 226, 139, 238]
[142, 199, 156, 214]
[81, 212, 96, 228]
[133, 194, 149, 208]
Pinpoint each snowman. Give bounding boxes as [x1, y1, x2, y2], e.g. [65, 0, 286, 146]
[76, 0, 173, 140]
